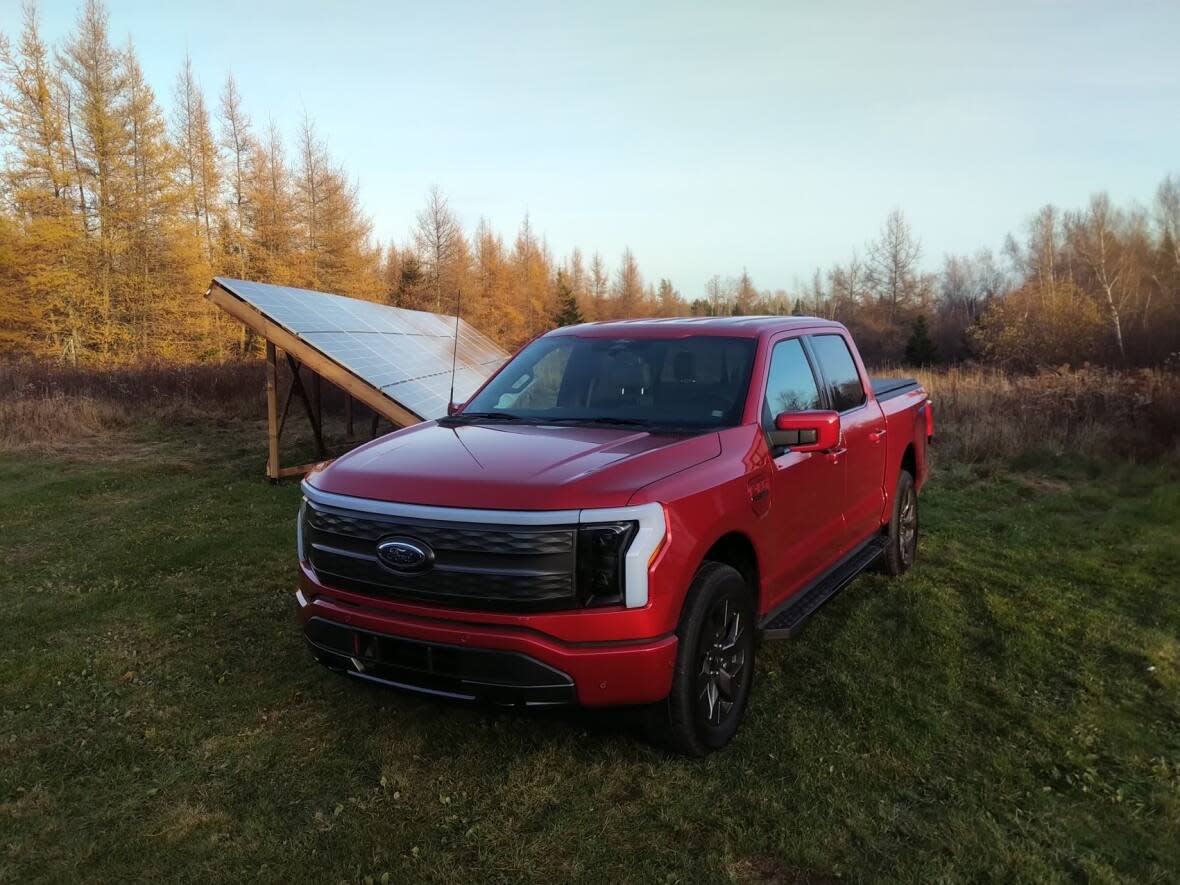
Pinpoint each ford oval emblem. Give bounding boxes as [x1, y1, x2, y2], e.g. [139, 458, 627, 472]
[376, 537, 434, 574]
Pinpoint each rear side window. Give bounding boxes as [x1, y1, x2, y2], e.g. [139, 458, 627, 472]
[762, 338, 822, 426]
[811, 334, 866, 412]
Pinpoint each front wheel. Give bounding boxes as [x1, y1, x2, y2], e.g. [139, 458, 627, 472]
[646, 562, 755, 756]
[880, 469, 918, 576]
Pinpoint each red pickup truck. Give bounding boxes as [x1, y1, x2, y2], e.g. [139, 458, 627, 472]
[296, 317, 932, 754]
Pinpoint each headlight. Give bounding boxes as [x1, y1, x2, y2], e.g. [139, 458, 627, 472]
[576, 521, 637, 607]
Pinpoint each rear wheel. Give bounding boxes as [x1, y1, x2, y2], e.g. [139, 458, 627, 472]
[880, 469, 918, 576]
[647, 562, 755, 756]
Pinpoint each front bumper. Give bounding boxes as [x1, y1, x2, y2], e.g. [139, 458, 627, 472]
[296, 587, 678, 707]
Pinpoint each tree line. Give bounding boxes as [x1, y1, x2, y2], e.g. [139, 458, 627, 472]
[1, 0, 1177, 369]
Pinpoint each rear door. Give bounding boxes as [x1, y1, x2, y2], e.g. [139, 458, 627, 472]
[760, 334, 847, 607]
[807, 333, 888, 547]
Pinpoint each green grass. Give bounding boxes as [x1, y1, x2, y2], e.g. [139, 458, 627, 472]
[1, 423, 1178, 883]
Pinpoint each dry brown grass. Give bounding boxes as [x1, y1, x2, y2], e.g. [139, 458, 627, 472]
[2, 359, 1178, 463]
[1, 359, 266, 412]
[911, 365, 1180, 462]
[0, 361, 265, 453]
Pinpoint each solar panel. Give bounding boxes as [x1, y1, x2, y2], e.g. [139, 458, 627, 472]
[211, 277, 507, 420]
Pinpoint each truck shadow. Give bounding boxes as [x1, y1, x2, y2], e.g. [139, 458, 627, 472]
[334, 671, 661, 753]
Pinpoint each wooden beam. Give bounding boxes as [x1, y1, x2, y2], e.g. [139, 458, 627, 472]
[265, 342, 280, 480]
[206, 282, 422, 429]
[285, 352, 326, 459]
[276, 462, 325, 479]
[276, 364, 297, 438]
[314, 373, 323, 447]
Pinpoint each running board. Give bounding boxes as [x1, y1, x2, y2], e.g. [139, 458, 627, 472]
[759, 536, 889, 638]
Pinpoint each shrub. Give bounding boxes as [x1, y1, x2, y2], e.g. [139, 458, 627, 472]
[971, 281, 1107, 369]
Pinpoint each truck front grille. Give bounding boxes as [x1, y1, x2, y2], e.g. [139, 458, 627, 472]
[302, 500, 578, 611]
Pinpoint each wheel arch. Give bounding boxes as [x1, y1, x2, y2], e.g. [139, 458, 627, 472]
[700, 531, 760, 604]
[900, 442, 917, 480]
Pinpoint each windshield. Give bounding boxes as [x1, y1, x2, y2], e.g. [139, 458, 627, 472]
[455, 335, 757, 431]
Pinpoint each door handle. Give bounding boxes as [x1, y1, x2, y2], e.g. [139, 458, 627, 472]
[825, 446, 847, 464]
[868, 429, 887, 443]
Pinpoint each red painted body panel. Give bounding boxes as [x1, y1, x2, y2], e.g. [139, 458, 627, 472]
[312, 421, 722, 511]
[295, 570, 678, 706]
[297, 316, 930, 706]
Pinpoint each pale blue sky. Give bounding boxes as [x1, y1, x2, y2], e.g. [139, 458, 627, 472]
[6, 0, 1179, 295]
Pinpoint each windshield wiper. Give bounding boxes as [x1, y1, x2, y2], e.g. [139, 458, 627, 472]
[440, 411, 525, 425]
[540, 416, 648, 427]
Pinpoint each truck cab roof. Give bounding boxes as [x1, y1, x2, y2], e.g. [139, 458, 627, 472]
[546, 315, 846, 339]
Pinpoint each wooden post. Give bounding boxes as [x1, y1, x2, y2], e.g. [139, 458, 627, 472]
[265, 342, 280, 480]
[314, 373, 323, 449]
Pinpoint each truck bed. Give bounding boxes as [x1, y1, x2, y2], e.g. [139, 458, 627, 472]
[871, 377, 920, 402]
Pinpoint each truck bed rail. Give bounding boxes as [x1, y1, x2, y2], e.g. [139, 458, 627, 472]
[871, 377, 920, 402]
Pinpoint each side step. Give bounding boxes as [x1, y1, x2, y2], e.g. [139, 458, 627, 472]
[759, 536, 889, 638]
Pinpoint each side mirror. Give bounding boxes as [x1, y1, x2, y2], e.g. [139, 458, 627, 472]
[447, 401, 461, 416]
[769, 410, 841, 453]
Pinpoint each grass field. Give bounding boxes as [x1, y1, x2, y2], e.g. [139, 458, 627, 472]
[2, 416, 1179, 883]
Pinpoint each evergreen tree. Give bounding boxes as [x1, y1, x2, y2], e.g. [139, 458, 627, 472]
[396, 251, 425, 307]
[552, 269, 584, 327]
[904, 314, 939, 366]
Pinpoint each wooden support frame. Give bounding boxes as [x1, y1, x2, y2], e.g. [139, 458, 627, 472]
[207, 281, 424, 480]
[285, 353, 326, 459]
[265, 342, 280, 479]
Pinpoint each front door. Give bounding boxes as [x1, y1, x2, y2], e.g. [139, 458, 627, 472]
[760, 335, 847, 611]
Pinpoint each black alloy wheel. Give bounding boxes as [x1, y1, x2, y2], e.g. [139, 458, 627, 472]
[648, 561, 756, 756]
[880, 469, 918, 577]
[696, 594, 749, 727]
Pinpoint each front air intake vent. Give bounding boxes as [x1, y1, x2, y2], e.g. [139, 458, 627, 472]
[302, 501, 578, 612]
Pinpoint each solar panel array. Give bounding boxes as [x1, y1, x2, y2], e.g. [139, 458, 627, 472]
[213, 277, 507, 420]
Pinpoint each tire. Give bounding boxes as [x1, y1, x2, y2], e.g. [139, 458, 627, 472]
[646, 561, 756, 756]
[880, 470, 918, 577]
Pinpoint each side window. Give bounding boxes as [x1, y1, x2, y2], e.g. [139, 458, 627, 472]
[762, 338, 822, 426]
[810, 334, 866, 412]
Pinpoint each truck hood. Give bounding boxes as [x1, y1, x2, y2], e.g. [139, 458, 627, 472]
[307, 421, 722, 510]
